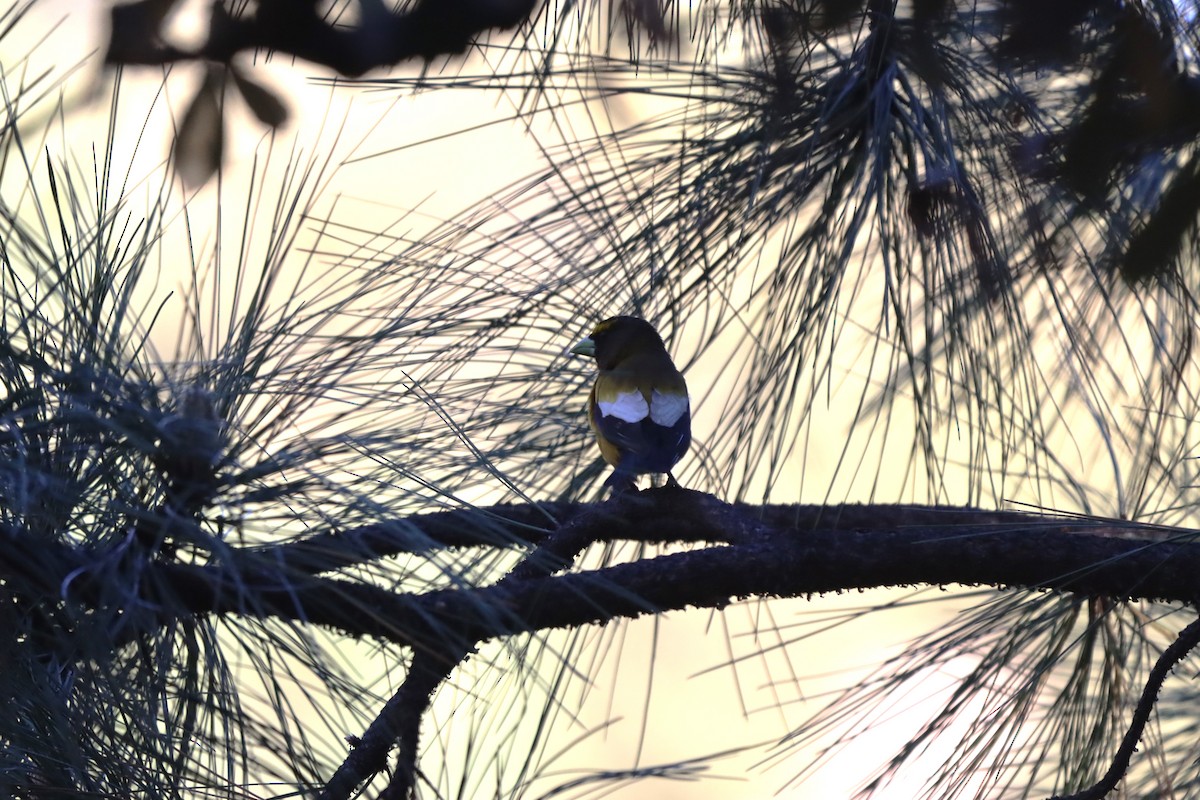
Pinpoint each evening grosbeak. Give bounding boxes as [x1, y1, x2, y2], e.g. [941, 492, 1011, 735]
[570, 316, 690, 492]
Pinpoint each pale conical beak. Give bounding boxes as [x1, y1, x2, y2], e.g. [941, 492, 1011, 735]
[570, 337, 596, 357]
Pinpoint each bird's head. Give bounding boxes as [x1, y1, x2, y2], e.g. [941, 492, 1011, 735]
[570, 316, 668, 371]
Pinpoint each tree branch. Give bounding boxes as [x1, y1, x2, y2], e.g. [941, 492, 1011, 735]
[10, 490, 1200, 794]
[22, 490, 1200, 652]
[320, 500, 611, 800]
[1049, 615, 1200, 800]
[240, 492, 1138, 575]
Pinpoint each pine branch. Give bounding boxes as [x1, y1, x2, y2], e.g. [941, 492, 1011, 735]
[14, 490, 1200, 652]
[8, 492, 1200, 795]
[322, 504, 604, 800]
[1051, 616, 1200, 800]
[243, 495, 1171, 574]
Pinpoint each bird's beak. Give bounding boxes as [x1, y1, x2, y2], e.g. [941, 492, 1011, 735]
[570, 337, 596, 357]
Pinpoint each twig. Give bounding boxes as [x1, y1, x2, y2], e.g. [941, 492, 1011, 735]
[1050, 616, 1200, 800]
[318, 496, 621, 800]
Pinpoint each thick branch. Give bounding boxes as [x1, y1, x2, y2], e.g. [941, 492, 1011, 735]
[12, 491, 1200, 653]
[134, 492, 1200, 645]
[244, 493, 1096, 575]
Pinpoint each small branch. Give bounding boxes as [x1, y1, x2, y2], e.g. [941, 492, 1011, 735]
[238, 501, 575, 576]
[319, 503, 610, 800]
[1049, 616, 1200, 800]
[240, 488, 744, 575]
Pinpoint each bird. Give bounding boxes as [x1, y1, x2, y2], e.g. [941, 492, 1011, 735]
[570, 316, 690, 492]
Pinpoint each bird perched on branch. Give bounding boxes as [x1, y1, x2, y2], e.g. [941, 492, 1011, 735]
[570, 316, 690, 492]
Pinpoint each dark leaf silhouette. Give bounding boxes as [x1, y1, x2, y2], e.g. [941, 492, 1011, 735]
[173, 64, 224, 187]
[229, 63, 288, 128]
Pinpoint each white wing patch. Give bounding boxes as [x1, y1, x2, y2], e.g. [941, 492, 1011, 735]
[598, 390, 650, 423]
[649, 390, 689, 427]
